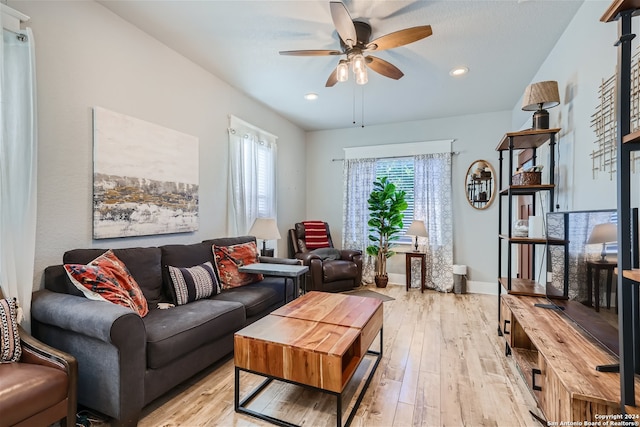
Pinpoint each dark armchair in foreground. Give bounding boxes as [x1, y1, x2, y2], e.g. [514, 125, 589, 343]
[288, 222, 362, 292]
[0, 289, 77, 427]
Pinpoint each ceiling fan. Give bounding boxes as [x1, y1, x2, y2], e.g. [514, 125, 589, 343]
[279, 1, 433, 87]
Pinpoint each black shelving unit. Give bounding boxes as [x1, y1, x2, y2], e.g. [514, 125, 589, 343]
[496, 129, 570, 339]
[496, 129, 561, 297]
[601, 0, 640, 409]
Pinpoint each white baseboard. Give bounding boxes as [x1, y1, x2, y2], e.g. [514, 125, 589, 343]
[388, 273, 405, 285]
[389, 275, 497, 295]
[466, 280, 497, 295]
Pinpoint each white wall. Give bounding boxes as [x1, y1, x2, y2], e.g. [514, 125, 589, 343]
[306, 111, 511, 284]
[513, 0, 619, 211]
[10, 0, 307, 290]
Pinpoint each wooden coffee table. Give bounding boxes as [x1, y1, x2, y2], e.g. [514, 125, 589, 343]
[234, 291, 383, 427]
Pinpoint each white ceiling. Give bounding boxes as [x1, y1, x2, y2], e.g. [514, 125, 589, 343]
[98, 0, 585, 131]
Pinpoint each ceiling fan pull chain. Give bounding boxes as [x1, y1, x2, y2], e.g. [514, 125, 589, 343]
[353, 84, 356, 125]
[361, 86, 365, 128]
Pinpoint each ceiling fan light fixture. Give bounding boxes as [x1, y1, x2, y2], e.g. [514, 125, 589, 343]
[304, 93, 318, 100]
[352, 53, 366, 73]
[356, 67, 368, 85]
[337, 60, 349, 82]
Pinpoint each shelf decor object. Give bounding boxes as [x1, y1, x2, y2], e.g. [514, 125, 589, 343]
[405, 220, 428, 252]
[522, 81, 561, 130]
[248, 217, 281, 257]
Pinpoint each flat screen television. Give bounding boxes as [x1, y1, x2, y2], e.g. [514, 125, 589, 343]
[545, 209, 620, 359]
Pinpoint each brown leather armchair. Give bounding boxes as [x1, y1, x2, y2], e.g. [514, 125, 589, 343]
[0, 289, 77, 427]
[288, 222, 363, 292]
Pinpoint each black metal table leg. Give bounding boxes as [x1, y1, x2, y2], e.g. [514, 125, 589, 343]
[235, 328, 383, 427]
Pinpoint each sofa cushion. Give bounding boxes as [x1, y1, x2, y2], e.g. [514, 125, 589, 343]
[160, 243, 216, 304]
[322, 260, 359, 282]
[64, 247, 164, 306]
[0, 298, 21, 363]
[143, 299, 244, 369]
[311, 247, 342, 261]
[211, 283, 281, 318]
[167, 261, 220, 305]
[64, 250, 149, 317]
[213, 241, 263, 289]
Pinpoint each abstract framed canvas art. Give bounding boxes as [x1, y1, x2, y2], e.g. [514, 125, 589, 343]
[93, 107, 199, 239]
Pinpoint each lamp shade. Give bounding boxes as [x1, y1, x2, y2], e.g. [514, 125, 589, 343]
[522, 80, 561, 111]
[587, 222, 617, 245]
[406, 220, 428, 238]
[248, 218, 281, 240]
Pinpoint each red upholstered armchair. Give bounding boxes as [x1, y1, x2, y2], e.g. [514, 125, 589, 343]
[288, 222, 362, 292]
[0, 289, 77, 427]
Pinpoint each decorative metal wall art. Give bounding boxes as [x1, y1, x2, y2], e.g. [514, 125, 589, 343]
[591, 48, 640, 178]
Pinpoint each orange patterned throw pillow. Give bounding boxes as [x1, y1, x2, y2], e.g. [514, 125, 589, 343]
[64, 249, 149, 317]
[213, 242, 263, 289]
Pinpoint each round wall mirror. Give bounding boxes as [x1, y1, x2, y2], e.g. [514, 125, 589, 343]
[465, 160, 496, 210]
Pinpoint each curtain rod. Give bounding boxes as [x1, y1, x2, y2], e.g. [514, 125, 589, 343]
[332, 151, 460, 162]
[1, 4, 30, 34]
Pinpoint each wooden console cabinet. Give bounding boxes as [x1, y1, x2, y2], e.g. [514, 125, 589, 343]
[501, 294, 640, 421]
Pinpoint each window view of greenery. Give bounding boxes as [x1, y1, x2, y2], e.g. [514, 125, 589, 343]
[375, 157, 414, 243]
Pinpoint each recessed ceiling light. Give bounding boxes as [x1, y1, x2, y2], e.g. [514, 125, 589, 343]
[304, 93, 318, 100]
[449, 67, 469, 77]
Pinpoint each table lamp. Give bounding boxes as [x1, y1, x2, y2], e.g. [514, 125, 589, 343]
[406, 220, 428, 252]
[248, 218, 281, 257]
[587, 222, 617, 261]
[522, 80, 560, 130]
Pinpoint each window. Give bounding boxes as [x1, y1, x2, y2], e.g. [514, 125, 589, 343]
[255, 142, 275, 218]
[343, 145, 453, 291]
[375, 157, 414, 243]
[227, 115, 277, 235]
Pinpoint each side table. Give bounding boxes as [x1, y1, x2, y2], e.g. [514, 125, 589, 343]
[405, 252, 426, 293]
[586, 260, 616, 312]
[238, 263, 309, 300]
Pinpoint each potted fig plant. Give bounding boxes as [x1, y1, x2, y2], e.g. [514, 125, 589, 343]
[366, 176, 408, 288]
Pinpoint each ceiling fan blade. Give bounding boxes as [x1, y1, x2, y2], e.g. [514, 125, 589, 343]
[325, 68, 338, 87]
[279, 49, 342, 56]
[330, 1, 357, 47]
[366, 25, 433, 51]
[366, 56, 404, 80]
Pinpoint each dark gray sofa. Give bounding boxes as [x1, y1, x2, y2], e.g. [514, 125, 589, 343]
[30, 236, 296, 426]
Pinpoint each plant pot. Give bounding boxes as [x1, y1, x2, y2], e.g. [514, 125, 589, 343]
[375, 275, 388, 288]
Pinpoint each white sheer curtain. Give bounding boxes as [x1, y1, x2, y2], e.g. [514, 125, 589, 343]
[227, 115, 277, 236]
[0, 27, 38, 330]
[342, 158, 376, 283]
[414, 153, 453, 292]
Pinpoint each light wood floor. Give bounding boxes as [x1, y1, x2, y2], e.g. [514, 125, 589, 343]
[138, 285, 541, 426]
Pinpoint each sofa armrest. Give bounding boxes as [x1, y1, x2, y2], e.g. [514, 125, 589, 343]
[31, 290, 145, 425]
[258, 256, 301, 265]
[295, 252, 321, 265]
[340, 249, 362, 262]
[19, 325, 78, 425]
[31, 290, 141, 344]
[20, 324, 78, 373]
